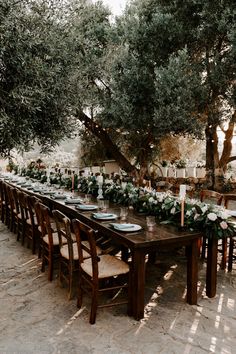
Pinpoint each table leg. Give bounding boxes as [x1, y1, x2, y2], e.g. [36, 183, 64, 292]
[206, 236, 218, 298]
[186, 238, 198, 305]
[220, 237, 227, 270]
[129, 250, 146, 320]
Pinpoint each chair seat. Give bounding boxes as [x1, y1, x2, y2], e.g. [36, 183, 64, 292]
[43, 233, 67, 246]
[81, 254, 129, 278]
[38, 222, 57, 234]
[60, 241, 102, 260]
[26, 216, 38, 226]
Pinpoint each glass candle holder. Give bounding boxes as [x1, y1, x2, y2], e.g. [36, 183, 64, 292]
[146, 216, 156, 232]
[120, 206, 128, 221]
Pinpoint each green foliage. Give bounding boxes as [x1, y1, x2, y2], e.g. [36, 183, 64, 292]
[0, 0, 74, 156]
[1, 0, 236, 182]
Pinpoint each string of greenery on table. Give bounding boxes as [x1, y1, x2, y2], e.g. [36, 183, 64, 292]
[15, 170, 235, 240]
[76, 177, 235, 240]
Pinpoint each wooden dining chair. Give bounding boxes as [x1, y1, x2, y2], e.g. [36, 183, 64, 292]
[12, 188, 24, 242]
[200, 189, 223, 260]
[52, 210, 103, 300]
[52, 210, 79, 299]
[2, 181, 10, 227]
[17, 190, 37, 253]
[72, 218, 130, 324]
[27, 195, 41, 254]
[223, 194, 236, 272]
[35, 202, 61, 281]
[5, 184, 16, 233]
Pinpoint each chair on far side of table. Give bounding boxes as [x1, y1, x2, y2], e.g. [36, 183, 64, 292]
[200, 190, 223, 263]
[223, 194, 236, 272]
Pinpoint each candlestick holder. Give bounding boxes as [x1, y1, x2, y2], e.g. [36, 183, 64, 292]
[97, 181, 103, 200]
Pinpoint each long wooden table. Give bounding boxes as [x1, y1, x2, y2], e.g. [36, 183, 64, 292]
[46, 198, 201, 320]
[6, 180, 202, 320]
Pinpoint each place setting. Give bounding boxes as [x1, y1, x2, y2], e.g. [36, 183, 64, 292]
[109, 206, 142, 232]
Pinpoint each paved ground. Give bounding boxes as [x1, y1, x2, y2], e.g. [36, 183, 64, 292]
[0, 221, 236, 354]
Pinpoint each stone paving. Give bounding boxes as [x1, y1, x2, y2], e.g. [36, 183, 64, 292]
[1, 222, 236, 354]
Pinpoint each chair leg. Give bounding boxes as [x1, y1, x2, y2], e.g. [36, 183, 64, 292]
[201, 236, 207, 259]
[48, 252, 53, 281]
[90, 286, 98, 325]
[77, 276, 83, 308]
[228, 237, 234, 272]
[220, 237, 227, 270]
[41, 248, 46, 273]
[68, 261, 74, 300]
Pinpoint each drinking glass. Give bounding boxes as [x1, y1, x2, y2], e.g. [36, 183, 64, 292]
[146, 216, 156, 232]
[120, 207, 128, 221]
[84, 194, 92, 204]
[103, 200, 109, 212]
[98, 199, 105, 210]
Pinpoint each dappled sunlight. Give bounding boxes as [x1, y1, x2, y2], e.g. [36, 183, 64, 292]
[181, 291, 236, 353]
[135, 263, 179, 332]
[164, 264, 178, 280]
[56, 307, 86, 336]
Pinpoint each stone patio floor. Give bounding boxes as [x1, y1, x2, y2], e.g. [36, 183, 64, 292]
[0, 221, 236, 354]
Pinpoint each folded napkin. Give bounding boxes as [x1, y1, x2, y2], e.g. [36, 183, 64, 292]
[110, 223, 136, 230]
[65, 199, 83, 204]
[51, 194, 67, 200]
[92, 213, 115, 218]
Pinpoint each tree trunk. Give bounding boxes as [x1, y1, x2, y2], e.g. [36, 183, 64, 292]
[205, 124, 219, 189]
[205, 112, 236, 190]
[76, 110, 140, 176]
[219, 113, 236, 171]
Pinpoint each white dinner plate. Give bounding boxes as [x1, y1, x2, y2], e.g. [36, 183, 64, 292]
[111, 223, 142, 232]
[92, 213, 118, 220]
[76, 204, 98, 211]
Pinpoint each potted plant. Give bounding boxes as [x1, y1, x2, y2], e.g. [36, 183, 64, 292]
[175, 159, 186, 178]
[186, 162, 196, 178]
[160, 160, 169, 177]
[196, 161, 206, 178]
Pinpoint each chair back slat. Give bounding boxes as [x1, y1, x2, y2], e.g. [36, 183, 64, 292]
[200, 190, 223, 205]
[72, 219, 99, 278]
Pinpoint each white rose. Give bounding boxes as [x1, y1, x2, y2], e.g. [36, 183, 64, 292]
[148, 197, 154, 203]
[201, 205, 208, 214]
[170, 207, 176, 214]
[219, 211, 229, 220]
[186, 210, 192, 216]
[220, 221, 228, 230]
[207, 212, 217, 221]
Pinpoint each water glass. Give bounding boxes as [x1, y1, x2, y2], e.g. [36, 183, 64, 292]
[103, 200, 109, 212]
[84, 194, 92, 204]
[146, 216, 156, 232]
[120, 207, 128, 221]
